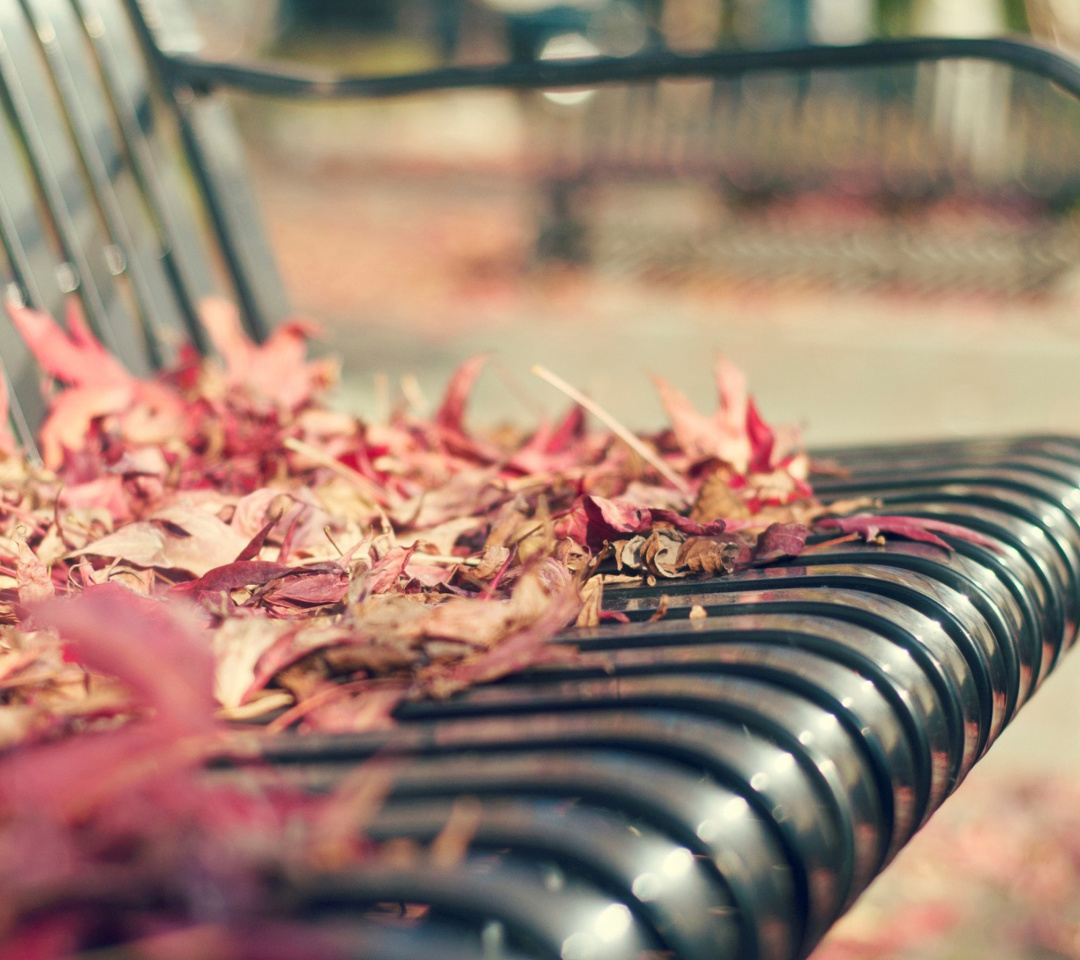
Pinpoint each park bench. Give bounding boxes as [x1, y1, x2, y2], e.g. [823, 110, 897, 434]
[3, 1, 1080, 957]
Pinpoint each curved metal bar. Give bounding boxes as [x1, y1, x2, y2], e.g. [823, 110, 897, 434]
[162, 36, 1080, 103]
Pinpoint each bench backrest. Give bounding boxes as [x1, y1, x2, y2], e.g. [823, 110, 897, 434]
[0, 0, 287, 453]
[3, 2, 1080, 461]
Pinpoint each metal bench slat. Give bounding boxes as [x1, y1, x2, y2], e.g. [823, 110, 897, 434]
[22, 0, 190, 362]
[74, 0, 219, 351]
[0, 3, 151, 371]
[127, 0, 290, 340]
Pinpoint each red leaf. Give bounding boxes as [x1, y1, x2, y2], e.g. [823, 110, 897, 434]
[170, 559, 295, 602]
[235, 516, 280, 562]
[562, 497, 727, 550]
[746, 398, 775, 474]
[546, 404, 586, 453]
[362, 545, 418, 595]
[582, 495, 651, 544]
[261, 570, 349, 608]
[752, 522, 808, 564]
[434, 355, 488, 434]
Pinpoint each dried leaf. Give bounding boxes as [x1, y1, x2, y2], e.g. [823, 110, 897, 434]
[15, 540, 53, 606]
[575, 576, 603, 627]
[473, 544, 511, 580]
[691, 468, 751, 522]
[74, 507, 248, 577]
[752, 522, 809, 565]
[816, 514, 998, 551]
[678, 534, 752, 575]
[211, 616, 291, 709]
[434, 354, 488, 434]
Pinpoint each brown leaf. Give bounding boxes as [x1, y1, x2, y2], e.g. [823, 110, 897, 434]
[398, 517, 483, 557]
[678, 534, 752, 575]
[73, 506, 248, 577]
[641, 530, 684, 579]
[211, 617, 292, 709]
[473, 544, 511, 580]
[647, 594, 671, 623]
[575, 576, 603, 628]
[691, 468, 751, 523]
[16, 540, 53, 606]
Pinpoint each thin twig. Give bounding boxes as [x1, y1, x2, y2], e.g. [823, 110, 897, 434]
[374, 371, 390, 424]
[530, 365, 691, 495]
[400, 373, 428, 416]
[407, 553, 481, 567]
[282, 437, 388, 505]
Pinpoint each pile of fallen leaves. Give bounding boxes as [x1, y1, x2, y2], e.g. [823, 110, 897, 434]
[0, 297, 844, 744]
[0, 297, 973, 956]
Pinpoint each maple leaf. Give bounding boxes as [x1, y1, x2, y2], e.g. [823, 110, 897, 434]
[15, 539, 53, 606]
[652, 353, 753, 472]
[8, 299, 130, 389]
[434, 353, 488, 434]
[559, 495, 728, 551]
[7, 302, 186, 468]
[676, 533, 752, 576]
[198, 297, 337, 410]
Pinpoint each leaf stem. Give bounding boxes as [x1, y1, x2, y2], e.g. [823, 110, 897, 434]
[530, 365, 691, 496]
[282, 437, 388, 505]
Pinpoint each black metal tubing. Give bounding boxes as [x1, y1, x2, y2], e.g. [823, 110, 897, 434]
[159, 37, 1080, 104]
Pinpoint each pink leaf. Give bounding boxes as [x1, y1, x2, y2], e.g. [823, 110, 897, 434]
[199, 299, 333, 409]
[713, 352, 749, 438]
[434, 355, 488, 434]
[7, 301, 131, 388]
[817, 514, 999, 551]
[651, 353, 760, 473]
[33, 583, 217, 736]
[363, 545, 418, 595]
[199, 296, 256, 382]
